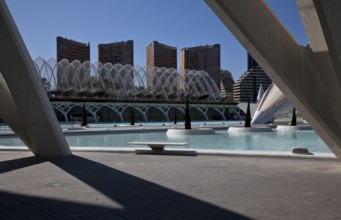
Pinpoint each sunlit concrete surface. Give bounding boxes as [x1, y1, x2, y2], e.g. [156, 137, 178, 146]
[0, 0, 70, 156]
[205, 0, 341, 159]
[1, 151, 341, 219]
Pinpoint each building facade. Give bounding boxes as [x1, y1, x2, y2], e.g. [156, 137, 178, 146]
[146, 41, 177, 69]
[98, 40, 134, 65]
[220, 69, 235, 102]
[146, 41, 177, 91]
[233, 54, 272, 103]
[56, 36, 90, 63]
[180, 44, 221, 90]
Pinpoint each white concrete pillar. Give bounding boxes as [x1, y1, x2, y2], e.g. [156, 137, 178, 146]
[0, 0, 71, 156]
[205, 0, 341, 158]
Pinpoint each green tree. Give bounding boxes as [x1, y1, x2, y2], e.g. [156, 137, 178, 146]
[130, 108, 135, 125]
[174, 110, 177, 125]
[291, 107, 297, 126]
[185, 97, 191, 129]
[244, 101, 251, 128]
[81, 103, 88, 126]
[41, 77, 51, 91]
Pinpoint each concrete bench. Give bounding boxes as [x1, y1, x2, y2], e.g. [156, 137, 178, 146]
[127, 141, 188, 150]
[126, 141, 196, 156]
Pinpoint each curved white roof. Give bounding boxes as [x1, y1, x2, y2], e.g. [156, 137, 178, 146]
[251, 83, 290, 124]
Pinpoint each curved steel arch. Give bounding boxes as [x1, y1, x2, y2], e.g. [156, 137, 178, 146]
[35, 58, 222, 102]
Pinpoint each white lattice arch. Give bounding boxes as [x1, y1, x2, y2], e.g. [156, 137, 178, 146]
[34, 58, 223, 101]
[51, 102, 242, 122]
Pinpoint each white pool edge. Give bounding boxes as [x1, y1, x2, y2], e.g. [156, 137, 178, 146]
[0, 146, 336, 160]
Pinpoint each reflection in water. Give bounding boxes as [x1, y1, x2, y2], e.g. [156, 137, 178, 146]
[290, 131, 298, 147]
[243, 133, 252, 150]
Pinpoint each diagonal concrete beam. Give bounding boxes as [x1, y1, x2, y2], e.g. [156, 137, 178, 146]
[305, 0, 341, 82]
[297, 0, 328, 52]
[0, 0, 71, 156]
[205, 0, 341, 158]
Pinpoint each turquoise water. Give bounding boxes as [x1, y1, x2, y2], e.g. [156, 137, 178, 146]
[0, 129, 331, 153]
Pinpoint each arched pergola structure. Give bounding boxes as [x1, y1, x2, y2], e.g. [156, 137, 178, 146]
[34, 57, 222, 102]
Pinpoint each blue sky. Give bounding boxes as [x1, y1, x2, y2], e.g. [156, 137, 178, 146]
[6, 0, 307, 80]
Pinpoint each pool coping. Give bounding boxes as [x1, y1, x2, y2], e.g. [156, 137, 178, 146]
[0, 146, 336, 160]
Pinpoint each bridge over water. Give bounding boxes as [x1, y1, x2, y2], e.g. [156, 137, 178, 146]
[51, 99, 243, 123]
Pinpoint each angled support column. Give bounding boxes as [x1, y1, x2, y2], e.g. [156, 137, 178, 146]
[205, 0, 341, 158]
[0, 0, 71, 156]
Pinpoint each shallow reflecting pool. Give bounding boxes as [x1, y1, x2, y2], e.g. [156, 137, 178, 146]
[0, 129, 331, 153]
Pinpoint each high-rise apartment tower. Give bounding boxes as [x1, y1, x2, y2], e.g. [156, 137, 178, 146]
[98, 40, 134, 65]
[233, 54, 272, 103]
[180, 44, 221, 89]
[146, 41, 177, 69]
[56, 36, 90, 63]
[220, 69, 235, 102]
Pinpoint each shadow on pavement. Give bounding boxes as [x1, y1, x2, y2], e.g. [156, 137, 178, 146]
[0, 155, 252, 219]
[0, 156, 46, 174]
[0, 190, 126, 219]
